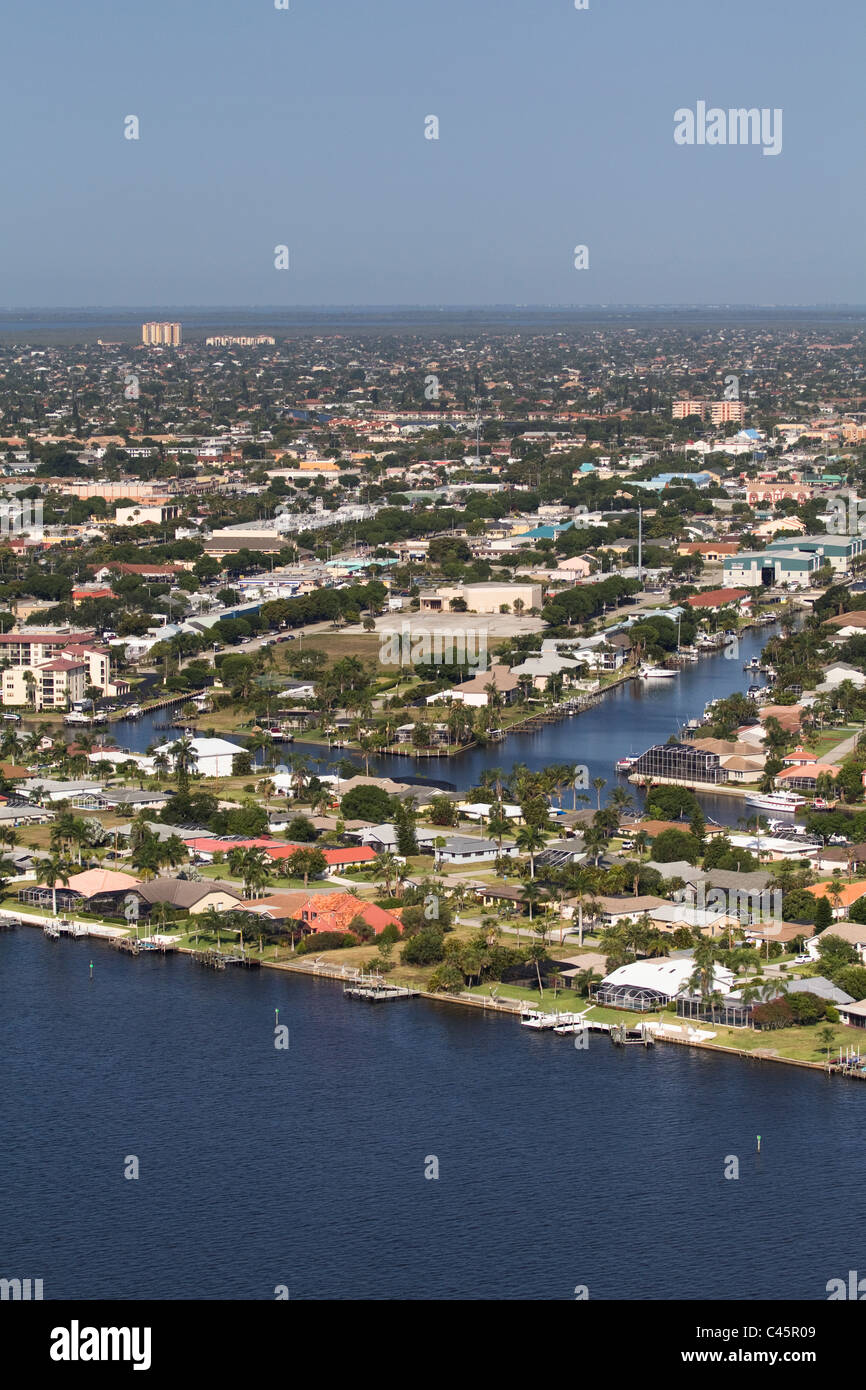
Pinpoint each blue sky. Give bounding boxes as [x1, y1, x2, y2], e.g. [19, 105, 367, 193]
[1, 0, 862, 306]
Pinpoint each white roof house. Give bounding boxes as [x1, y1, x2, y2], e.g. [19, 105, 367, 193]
[597, 959, 735, 1009]
[153, 736, 247, 778]
[815, 663, 866, 692]
[456, 801, 523, 821]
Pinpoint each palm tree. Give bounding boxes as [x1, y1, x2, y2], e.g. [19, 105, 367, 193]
[152, 750, 171, 781]
[241, 848, 271, 899]
[376, 851, 400, 898]
[592, 776, 607, 811]
[610, 785, 634, 813]
[43, 854, 73, 918]
[515, 824, 547, 879]
[159, 834, 188, 872]
[526, 940, 547, 998]
[171, 735, 197, 791]
[633, 829, 650, 860]
[131, 837, 162, 882]
[687, 935, 718, 1008]
[487, 809, 511, 855]
[519, 880, 543, 922]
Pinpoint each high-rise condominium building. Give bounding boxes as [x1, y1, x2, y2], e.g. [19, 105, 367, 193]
[141, 321, 182, 346]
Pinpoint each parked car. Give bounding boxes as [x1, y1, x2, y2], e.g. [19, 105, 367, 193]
[793, 954, 811, 965]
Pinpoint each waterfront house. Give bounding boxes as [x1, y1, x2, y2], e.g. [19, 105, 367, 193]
[630, 742, 724, 786]
[596, 959, 735, 1011]
[137, 878, 243, 915]
[836, 1000, 866, 1029]
[427, 664, 519, 709]
[297, 894, 403, 938]
[22, 867, 140, 916]
[775, 762, 841, 792]
[151, 736, 246, 778]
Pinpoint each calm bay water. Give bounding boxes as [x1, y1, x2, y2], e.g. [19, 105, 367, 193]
[1, 926, 863, 1300]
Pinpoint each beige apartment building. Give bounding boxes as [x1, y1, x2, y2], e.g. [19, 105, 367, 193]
[673, 399, 745, 424]
[142, 321, 182, 346]
[0, 630, 128, 709]
[2, 659, 88, 711]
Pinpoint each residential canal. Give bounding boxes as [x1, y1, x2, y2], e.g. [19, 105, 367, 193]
[110, 623, 776, 828]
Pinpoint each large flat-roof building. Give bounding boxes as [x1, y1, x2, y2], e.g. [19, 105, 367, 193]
[723, 549, 819, 589]
[765, 534, 863, 574]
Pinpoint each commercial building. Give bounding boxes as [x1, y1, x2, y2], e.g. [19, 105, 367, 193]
[765, 534, 863, 574]
[708, 400, 745, 425]
[723, 550, 819, 589]
[114, 504, 181, 527]
[419, 581, 542, 614]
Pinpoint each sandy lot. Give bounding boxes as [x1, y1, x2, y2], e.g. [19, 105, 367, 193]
[372, 611, 543, 639]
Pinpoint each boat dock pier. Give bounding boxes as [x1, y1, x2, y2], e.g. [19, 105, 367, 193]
[344, 973, 418, 1001]
[43, 919, 88, 940]
[610, 1022, 655, 1047]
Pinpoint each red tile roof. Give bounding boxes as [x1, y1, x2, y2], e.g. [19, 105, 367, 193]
[300, 894, 402, 936]
[686, 588, 750, 609]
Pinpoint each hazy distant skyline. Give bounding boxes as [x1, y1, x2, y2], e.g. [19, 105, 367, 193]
[2, 0, 863, 307]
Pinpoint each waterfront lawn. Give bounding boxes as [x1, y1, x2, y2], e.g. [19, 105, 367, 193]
[706, 1020, 859, 1063]
[464, 981, 585, 1010]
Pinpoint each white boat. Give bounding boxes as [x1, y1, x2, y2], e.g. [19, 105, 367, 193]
[615, 754, 638, 772]
[744, 790, 806, 814]
[125, 705, 142, 719]
[640, 665, 677, 679]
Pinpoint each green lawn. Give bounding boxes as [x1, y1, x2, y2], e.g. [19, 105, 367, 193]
[809, 726, 861, 759]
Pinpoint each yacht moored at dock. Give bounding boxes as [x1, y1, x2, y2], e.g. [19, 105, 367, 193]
[745, 789, 806, 814]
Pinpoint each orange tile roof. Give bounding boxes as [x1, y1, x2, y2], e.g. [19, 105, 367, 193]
[806, 881, 866, 907]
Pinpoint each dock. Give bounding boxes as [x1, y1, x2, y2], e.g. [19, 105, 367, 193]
[344, 973, 418, 1001]
[43, 919, 88, 940]
[190, 947, 260, 969]
[111, 935, 180, 956]
[610, 1022, 655, 1047]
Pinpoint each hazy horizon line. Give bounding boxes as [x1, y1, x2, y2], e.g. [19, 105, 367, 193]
[1, 303, 865, 313]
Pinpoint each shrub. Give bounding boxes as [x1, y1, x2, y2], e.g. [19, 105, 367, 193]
[296, 931, 359, 954]
[753, 998, 794, 1029]
[401, 927, 445, 966]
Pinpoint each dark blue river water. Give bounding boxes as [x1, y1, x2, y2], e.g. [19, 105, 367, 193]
[0, 927, 862, 1300]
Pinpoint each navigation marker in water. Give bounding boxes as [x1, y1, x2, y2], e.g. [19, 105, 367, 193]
[757, 1134, 761, 1152]
[89, 960, 94, 979]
